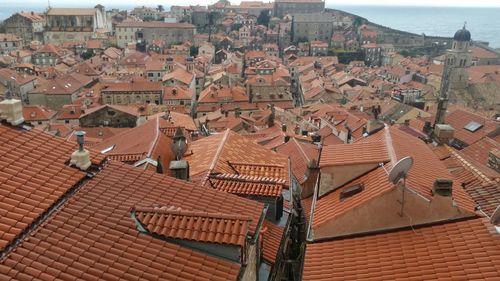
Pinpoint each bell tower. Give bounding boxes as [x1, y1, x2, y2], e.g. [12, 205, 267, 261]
[447, 24, 472, 90]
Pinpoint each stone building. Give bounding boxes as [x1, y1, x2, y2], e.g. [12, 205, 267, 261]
[292, 13, 333, 43]
[79, 104, 141, 127]
[274, 0, 324, 18]
[44, 6, 109, 44]
[0, 34, 23, 55]
[445, 26, 472, 90]
[101, 81, 164, 105]
[3, 12, 45, 43]
[115, 22, 196, 49]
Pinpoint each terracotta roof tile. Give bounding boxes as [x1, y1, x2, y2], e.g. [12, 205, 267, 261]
[0, 124, 104, 251]
[303, 218, 500, 281]
[208, 174, 284, 197]
[320, 140, 389, 167]
[185, 129, 289, 186]
[262, 222, 284, 264]
[276, 138, 320, 184]
[445, 109, 499, 146]
[0, 161, 265, 280]
[133, 205, 252, 247]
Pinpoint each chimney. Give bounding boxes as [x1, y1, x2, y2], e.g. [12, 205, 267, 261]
[365, 119, 384, 135]
[311, 133, 321, 143]
[433, 124, 454, 145]
[284, 135, 290, 143]
[70, 131, 91, 170]
[235, 107, 241, 117]
[281, 123, 287, 132]
[432, 178, 453, 197]
[267, 104, 275, 128]
[487, 149, 500, 173]
[186, 56, 194, 72]
[170, 127, 189, 180]
[166, 56, 174, 72]
[0, 88, 24, 126]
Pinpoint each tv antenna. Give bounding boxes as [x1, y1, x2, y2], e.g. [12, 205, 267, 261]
[388, 156, 413, 217]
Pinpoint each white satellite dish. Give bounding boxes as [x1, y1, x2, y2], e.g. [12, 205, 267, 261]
[388, 156, 414, 185]
[491, 205, 500, 225]
[388, 156, 414, 217]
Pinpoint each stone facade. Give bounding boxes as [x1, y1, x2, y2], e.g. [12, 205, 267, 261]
[292, 13, 333, 43]
[79, 105, 139, 128]
[0, 34, 23, 55]
[101, 81, 163, 105]
[115, 22, 196, 49]
[3, 12, 45, 43]
[274, 0, 324, 17]
[43, 6, 109, 44]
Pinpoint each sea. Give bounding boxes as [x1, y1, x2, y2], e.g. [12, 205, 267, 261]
[333, 5, 500, 48]
[1, 3, 499, 48]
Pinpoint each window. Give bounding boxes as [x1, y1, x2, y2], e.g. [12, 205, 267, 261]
[464, 121, 483, 132]
[339, 184, 364, 201]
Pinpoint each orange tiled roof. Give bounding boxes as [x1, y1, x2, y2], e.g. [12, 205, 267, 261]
[0, 161, 265, 280]
[445, 109, 499, 146]
[262, 222, 284, 264]
[133, 205, 251, 247]
[185, 129, 290, 186]
[303, 218, 500, 281]
[320, 140, 389, 167]
[0, 124, 104, 251]
[276, 138, 320, 184]
[208, 173, 284, 197]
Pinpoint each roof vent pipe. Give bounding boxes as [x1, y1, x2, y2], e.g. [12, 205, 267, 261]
[70, 131, 91, 170]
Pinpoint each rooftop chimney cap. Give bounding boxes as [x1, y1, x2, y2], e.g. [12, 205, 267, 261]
[75, 131, 86, 152]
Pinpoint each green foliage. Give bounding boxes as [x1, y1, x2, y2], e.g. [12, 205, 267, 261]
[231, 23, 243, 31]
[142, 16, 156, 22]
[190, 46, 199, 57]
[328, 49, 365, 64]
[257, 9, 271, 27]
[81, 50, 94, 60]
[296, 36, 308, 43]
[157, 5, 164, 12]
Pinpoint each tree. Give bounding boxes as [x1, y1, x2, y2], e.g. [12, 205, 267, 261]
[257, 9, 270, 27]
[157, 5, 164, 12]
[81, 50, 94, 60]
[190, 46, 199, 57]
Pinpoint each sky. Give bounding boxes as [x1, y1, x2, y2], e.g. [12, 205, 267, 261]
[5, 0, 500, 7]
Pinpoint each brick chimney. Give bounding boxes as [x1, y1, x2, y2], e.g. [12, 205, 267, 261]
[487, 149, 500, 173]
[70, 131, 91, 170]
[0, 87, 24, 126]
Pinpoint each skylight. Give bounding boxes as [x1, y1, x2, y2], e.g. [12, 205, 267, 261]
[464, 121, 483, 132]
[339, 184, 364, 201]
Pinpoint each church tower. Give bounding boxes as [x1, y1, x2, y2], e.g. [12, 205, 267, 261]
[434, 25, 472, 125]
[446, 25, 472, 90]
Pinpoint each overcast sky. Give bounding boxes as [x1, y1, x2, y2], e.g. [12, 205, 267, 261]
[6, 0, 500, 7]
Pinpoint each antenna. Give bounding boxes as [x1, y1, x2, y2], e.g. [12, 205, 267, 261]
[388, 156, 413, 217]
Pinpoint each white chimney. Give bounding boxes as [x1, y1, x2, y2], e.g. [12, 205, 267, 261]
[70, 131, 91, 170]
[0, 89, 24, 126]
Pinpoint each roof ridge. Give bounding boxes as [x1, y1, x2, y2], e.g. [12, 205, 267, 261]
[293, 137, 312, 163]
[202, 129, 231, 186]
[133, 205, 253, 221]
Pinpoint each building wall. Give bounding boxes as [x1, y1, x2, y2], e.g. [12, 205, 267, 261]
[115, 26, 195, 49]
[101, 90, 163, 105]
[79, 108, 138, 128]
[0, 39, 22, 55]
[33, 53, 59, 67]
[274, 2, 324, 17]
[313, 187, 473, 240]
[28, 92, 77, 110]
[292, 14, 333, 43]
[44, 31, 94, 45]
[3, 14, 44, 43]
[240, 243, 258, 281]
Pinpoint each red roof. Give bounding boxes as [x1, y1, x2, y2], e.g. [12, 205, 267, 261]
[208, 173, 284, 197]
[0, 124, 104, 251]
[0, 161, 265, 280]
[320, 140, 389, 167]
[445, 109, 498, 146]
[262, 222, 284, 264]
[133, 205, 252, 247]
[303, 218, 500, 281]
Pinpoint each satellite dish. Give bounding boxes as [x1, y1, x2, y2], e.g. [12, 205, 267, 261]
[388, 156, 413, 185]
[491, 205, 500, 225]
